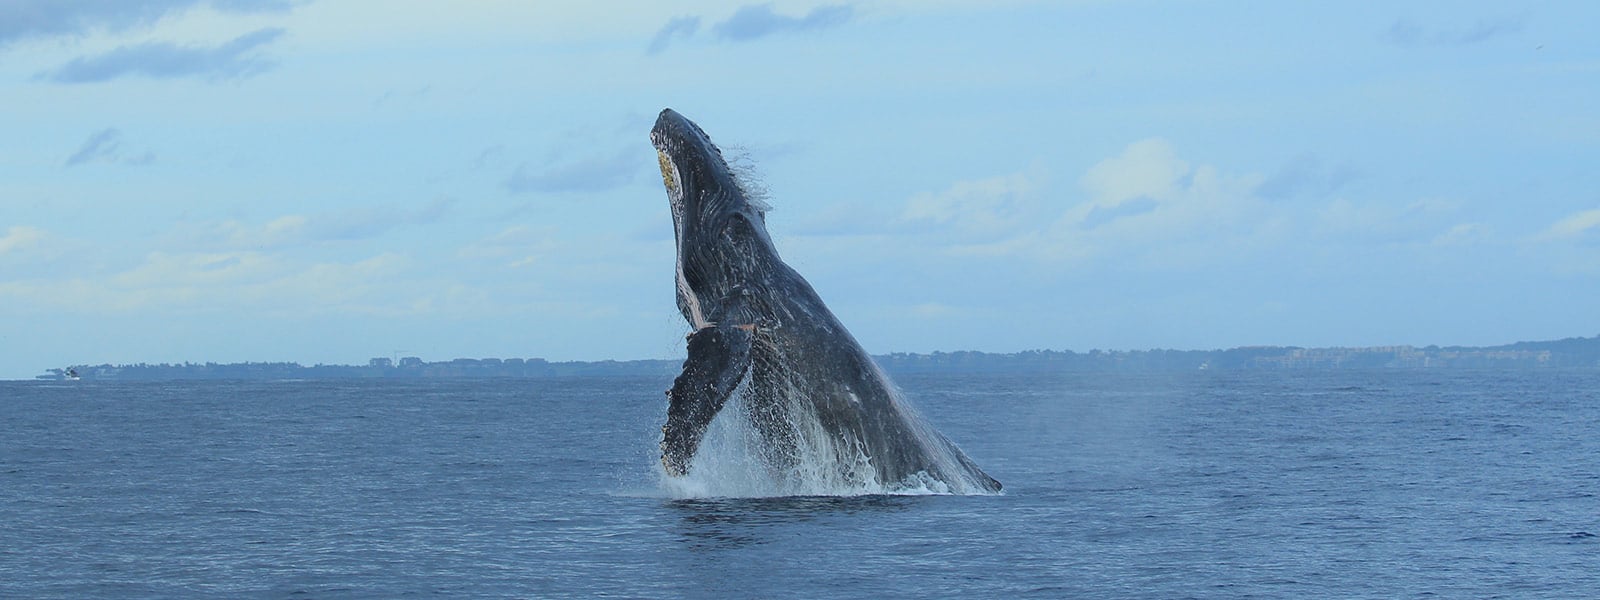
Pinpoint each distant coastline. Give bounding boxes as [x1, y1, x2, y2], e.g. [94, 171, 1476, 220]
[33, 335, 1600, 381]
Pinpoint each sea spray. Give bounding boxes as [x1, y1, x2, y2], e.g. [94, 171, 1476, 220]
[657, 369, 998, 499]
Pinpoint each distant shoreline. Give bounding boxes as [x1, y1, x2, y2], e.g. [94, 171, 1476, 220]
[31, 335, 1600, 381]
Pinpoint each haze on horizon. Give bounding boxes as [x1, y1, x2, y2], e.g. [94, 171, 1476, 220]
[2, 1, 1598, 380]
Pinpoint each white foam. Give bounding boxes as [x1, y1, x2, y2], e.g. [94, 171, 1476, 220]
[655, 374, 999, 499]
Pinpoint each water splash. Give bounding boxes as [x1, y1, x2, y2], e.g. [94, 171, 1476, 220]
[656, 374, 994, 499]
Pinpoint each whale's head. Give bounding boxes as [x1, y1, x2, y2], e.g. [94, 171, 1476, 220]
[650, 108, 769, 240]
[650, 108, 774, 329]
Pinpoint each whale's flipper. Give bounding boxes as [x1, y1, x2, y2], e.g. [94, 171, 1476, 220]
[661, 324, 754, 476]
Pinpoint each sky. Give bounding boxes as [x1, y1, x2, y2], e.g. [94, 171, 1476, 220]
[2, 0, 1598, 379]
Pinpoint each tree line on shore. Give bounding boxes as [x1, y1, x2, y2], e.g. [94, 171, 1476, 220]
[36, 335, 1600, 381]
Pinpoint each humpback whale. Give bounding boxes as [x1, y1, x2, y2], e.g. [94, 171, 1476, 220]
[650, 108, 1001, 494]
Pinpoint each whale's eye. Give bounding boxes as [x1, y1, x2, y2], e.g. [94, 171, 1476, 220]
[657, 150, 678, 193]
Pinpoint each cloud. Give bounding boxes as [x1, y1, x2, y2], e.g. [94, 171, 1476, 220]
[210, 0, 294, 13]
[1257, 154, 1359, 201]
[1062, 139, 1269, 254]
[457, 225, 560, 268]
[3, 250, 416, 316]
[0, 0, 293, 48]
[898, 172, 1041, 241]
[712, 4, 853, 42]
[0, 226, 47, 256]
[63, 128, 157, 167]
[647, 16, 699, 54]
[1315, 197, 1458, 241]
[1381, 15, 1525, 47]
[64, 128, 121, 166]
[1431, 223, 1489, 246]
[1536, 208, 1600, 241]
[922, 139, 1274, 267]
[37, 27, 286, 83]
[505, 149, 641, 194]
[193, 197, 455, 250]
[1079, 139, 1190, 209]
[644, 4, 853, 54]
[908, 302, 961, 319]
[297, 197, 453, 242]
[113, 250, 276, 289]
[1080, 196, 1157, 230]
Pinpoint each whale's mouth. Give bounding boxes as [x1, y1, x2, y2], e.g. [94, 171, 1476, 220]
[650, 124, 692, 243]
[655, 148, 685, 211]
[656, 150, 678, 195]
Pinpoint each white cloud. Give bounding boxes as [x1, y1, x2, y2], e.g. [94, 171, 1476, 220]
[1050, 140, 1262, 248]
[457, 225, 559, 268]
[1078, 138, 1189, 209]
[1065, 139, 1265, 237]
[1537, 208, 1600, 241]
[184, 198, 453, 251]
[1315, 197, 1457, 240]
[894, 139, 1495, 275]
[1062, 140, 1260, 260]
[0, 250, 417, 316]
[112, 250, 278, 288]
[0, 226, 46, 255]
[953, 138, 1268, 266]
[908, 302, 960, 318]
[898, 172, 1040, 241]
[1431, 223, 1489, 246]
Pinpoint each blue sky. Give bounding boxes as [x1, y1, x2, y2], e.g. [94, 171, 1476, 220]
[2, 1, 1598, 379]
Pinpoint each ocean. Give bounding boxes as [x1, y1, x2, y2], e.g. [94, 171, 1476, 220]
[2, 370, 1596, 598]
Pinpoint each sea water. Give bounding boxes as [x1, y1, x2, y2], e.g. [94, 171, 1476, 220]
[2, 370, 1597, 598]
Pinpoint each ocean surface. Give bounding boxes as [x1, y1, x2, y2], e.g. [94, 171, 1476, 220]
[2, 370, 1597, 599]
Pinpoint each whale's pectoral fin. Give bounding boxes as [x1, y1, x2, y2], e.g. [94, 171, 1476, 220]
[660, 323, 754, 476]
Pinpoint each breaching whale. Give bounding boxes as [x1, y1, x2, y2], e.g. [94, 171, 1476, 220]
[650, 108, 1001, 494]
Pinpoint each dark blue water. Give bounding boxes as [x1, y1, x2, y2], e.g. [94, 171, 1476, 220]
[3, 370, 1597, 598]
